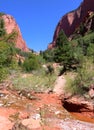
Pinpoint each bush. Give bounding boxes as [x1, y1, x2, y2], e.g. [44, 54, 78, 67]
[0, 12, 5, 17]
[65, 58, 94, 95]
[42, 49, 55, 62]
[23, 53, 41, 72]
[12, 67, 57, 92]
[0, 41, 16, 66]
[0, 67, 8, 82]
[0, 18, 6, 37]
[46, 65, 54, 75]
[87, 44, 94, 58]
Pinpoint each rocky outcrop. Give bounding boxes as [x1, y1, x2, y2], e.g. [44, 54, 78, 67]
[2, 15, 28, 51]
[49, 0, 94, 48]
[62, 95, 94, 116]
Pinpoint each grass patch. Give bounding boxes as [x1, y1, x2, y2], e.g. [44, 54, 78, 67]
[65, 58, 94, 95]
[12, 68, 57, 92]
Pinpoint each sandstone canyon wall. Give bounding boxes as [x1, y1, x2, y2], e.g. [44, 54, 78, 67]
[2, 14, 28, 51]
[49, 0, 94, 48]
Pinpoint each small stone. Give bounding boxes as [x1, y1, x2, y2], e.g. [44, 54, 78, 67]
[55, 111, 61, 115]
[89, 89, 94, 99]
[21, 117, 41, 129]
[0, 93, 5, 97]
[32, 114, 40, 120]
[0, 103, 4, 107]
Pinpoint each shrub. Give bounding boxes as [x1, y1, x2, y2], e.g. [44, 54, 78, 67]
[46, 65, 54, 75]
[65, 58, 94, 95]
[0, 41, 16, 66]
[0, 18, 6, 37]
[23, 53, 41, 72]
[42, 49, 55, 62]
[0, 12, 5, 17]
[0, 67, 8, 82]
[87, 44, 94, 58]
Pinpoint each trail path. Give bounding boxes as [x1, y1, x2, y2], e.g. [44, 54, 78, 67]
[53, 75, 66, 95]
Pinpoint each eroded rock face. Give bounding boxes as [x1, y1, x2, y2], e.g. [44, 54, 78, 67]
[2, 15, 28, 52]
[49, 0, 94, 48]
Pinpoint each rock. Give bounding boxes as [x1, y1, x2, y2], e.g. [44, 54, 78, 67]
[55, 111, 61, 115]
[89, 89, 94, 99]
[12, 122, 29, 130]
[2, 14, 28, 52]
[0, 116, 13, 130]
[60, 119, 94, 130]
[21, 117, 41, 129]
[49, 0, 94, 48]
[18, 90, 38, 100]
[0, 93, 6, 97]
[32, 114, 41, 120]
[62, 96, 93, 113]
[0, 103, 4, 107]
[19, 112, 29, 119]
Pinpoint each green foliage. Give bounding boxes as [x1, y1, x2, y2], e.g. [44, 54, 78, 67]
[3, 31, 17, 44]
[12, 68, 57, 92]
[0, 12, 5, 17]
[0, 67, 8, 82]
[46, 65, 54, 75]
[79, 23, 86, 36]
[64, 31, 94, 96]
[42, 49, 55, 62]
[65, 58, 94, 95]
[18, 59, 22, 66]
[54, 30, 70, 63]
[87, 44, 94, 59]
[14, 48, 29, 58]
[56, 30, 68, 47]
[77, 34, 94, 55]
[54, 30, 79, 71]
[0, 42, 11, 66]
[23, 53, 41, 72]
[0, 18, 6, 37]
[47, 30, 94, 74]
[0, 41, 17, 82]
[0, 17, 19, 82]
[37, 54, 45, 64]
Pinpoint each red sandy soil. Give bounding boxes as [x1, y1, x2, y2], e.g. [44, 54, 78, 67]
[0, 88, 94, 130]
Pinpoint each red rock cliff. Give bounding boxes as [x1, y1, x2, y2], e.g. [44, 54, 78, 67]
[2, 14, 28, 51]
[49, 0, 94, 48]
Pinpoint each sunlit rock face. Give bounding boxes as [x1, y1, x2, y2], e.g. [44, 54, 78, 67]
[49, 0, 94, 48]
[2, 14, 28, 52]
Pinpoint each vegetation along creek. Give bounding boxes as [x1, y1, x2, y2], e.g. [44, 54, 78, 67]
[1, 0, 94, 129]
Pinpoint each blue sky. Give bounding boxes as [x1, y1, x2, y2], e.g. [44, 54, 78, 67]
[0, 0, 83, 52]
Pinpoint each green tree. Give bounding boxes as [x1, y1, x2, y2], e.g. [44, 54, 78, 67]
[54, 30, 85, 73]
[0, 41, 16, 66]
[0, 42, 16, 82]
[79, 23, 86, 36]
[54, 30, 74, 71]
[42, 49, 55, 62]
[54, 30, 69, 62]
